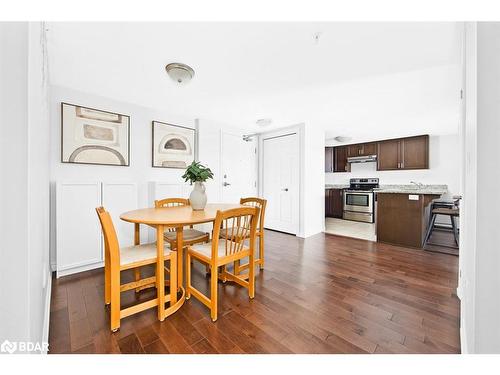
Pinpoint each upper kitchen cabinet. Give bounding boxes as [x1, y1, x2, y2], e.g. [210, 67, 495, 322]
[325, 147, 334, 172]
[400, 135, 429, 169]
[334, 146, 350, 172]
[347, 142, 377, 157]
[377, 135, 429, 171]
[360, 142, 377, 156]
[377, 139, 401, 170]
[347, 144, 360, 158]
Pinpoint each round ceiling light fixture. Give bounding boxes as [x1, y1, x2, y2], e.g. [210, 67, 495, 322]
[165, 62, 195, 85]
[334, 136, 352, 143]
[256, 118, 272, 127]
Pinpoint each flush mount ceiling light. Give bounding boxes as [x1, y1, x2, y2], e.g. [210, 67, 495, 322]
[256, 118, 272, 127]
[165, 62, 195, 85]
[334, 136, 352, 143]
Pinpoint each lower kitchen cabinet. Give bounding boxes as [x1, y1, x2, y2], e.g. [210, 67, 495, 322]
[325, 188, 343, 218]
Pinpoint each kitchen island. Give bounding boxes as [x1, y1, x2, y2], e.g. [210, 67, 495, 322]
[375, 188, 445, 248]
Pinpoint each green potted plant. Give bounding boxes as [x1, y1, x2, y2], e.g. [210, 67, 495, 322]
[182, 161, 214, 210]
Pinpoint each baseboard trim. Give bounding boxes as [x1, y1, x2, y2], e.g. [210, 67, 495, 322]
[460, 317, 468, 354]
[56, 261, 104, 278]
[42, 272, 52, 354]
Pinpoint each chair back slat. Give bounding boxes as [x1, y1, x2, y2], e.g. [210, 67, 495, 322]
[95, 207, 120, 265]
[213, 206, 259, 259]
[155, 197, 190, 232]
[240, 197, 267, 233]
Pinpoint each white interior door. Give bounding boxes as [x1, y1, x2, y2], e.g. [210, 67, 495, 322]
[220, 131, 257, 203]
[262, 133, 299, 234]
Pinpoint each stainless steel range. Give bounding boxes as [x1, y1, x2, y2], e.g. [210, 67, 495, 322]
[343, 178, 379, 223]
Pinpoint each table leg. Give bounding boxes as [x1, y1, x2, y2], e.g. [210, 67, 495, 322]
[156, 224, 166, 321]
[134, 223, 141, 292]
[176, 226, 184, 288]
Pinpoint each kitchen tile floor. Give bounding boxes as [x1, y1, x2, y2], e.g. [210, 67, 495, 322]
[325, 217, 376, 241]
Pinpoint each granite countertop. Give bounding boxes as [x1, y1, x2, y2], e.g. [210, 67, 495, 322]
[325, 184, 349, 189]
[373, 184, 448, 195]
[325, 184, 448, 195]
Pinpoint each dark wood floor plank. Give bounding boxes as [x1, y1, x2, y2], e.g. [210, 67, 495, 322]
[191, 338, 219, 354]
[143, 339, 169, 354]
[117, 333, 145, 354]
[49, 229, 460, 354]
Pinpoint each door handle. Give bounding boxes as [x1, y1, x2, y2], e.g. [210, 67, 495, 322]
[282, 188, 289, 192]
[223, 182, 231, 187]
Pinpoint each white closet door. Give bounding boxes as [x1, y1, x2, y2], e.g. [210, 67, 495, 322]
[262, 133, 299, 234]
[102, 182, 138, 248]
[56, 182, 102, 275]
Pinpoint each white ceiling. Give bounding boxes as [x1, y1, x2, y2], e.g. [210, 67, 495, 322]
[47, 22, 462, 139]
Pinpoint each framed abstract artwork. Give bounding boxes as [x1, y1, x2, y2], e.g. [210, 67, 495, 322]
[61, 102, 130, 166]
[152, 121, 196, 169]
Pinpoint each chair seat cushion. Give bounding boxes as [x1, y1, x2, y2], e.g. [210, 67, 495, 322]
[432, 208, 459, 216]
[164, 228, 208, 242]
[120, 243, 172, 266]
[219, 227, 261, 239]
[189, 240, 246, 259]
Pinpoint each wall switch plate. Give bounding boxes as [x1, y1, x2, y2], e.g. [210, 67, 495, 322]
[408, 194, 419, 201]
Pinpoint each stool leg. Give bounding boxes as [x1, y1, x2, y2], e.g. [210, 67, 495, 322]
[451, 216, 459, 246]
[424, 213, 437, 245]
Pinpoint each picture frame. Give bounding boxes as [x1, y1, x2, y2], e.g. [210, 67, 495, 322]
[152, 121, 197, 169]
[61, 102, 130, 167]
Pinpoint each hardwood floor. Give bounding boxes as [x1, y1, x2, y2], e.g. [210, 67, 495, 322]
[48, 230, 460, 354]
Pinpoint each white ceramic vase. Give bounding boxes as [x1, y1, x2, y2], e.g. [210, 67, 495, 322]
[189, 181, 207, 210]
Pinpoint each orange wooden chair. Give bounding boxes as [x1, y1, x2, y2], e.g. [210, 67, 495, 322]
[96, 207, 178, 332]
[186, 206, 259, 321]
[154, 198, 210, 249]
[219, 197, 267, 275]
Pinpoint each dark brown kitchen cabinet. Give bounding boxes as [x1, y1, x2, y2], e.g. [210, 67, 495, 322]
[347, 144, 360, 158]
[334, 146, 350, 172]
[325, 147, 334, 172]
[325, 188, 343, 218]
[347, 142, 377, 157]
[361, 142, 377, 156]
[401, 135, 429, 169]
[377, 135, 428, 171]
[377, 139, 400, 170]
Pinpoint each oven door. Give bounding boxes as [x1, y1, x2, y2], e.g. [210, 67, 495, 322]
[343, 191, 373, 213]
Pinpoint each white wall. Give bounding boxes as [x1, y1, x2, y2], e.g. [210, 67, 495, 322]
[48, 85, 247, 268]
[0, 22, 51, 350]
[472, 22, 500, 353]
[303, 124, 326, 237]
[326, 134, 461, 195]
[459, 22, 477, 354]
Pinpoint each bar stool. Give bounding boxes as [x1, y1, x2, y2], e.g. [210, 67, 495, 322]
[424, 199, 460, 248]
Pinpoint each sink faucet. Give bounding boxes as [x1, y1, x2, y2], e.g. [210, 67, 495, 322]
[410, 181, 424, 188]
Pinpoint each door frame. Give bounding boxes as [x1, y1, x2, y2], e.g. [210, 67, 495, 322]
[219, 129, 258, 203]
[258, 124, 304, 237]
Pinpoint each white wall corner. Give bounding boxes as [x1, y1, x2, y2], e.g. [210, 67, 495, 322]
[42, 272, 52, 353]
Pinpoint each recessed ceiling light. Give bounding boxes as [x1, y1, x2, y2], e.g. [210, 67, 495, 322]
[165, 62, 195, 85]
[256, 118, 272, 127]
[334, 136, 352, 143]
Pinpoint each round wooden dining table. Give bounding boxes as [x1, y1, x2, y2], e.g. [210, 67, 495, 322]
[120, 203, 243, 321]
